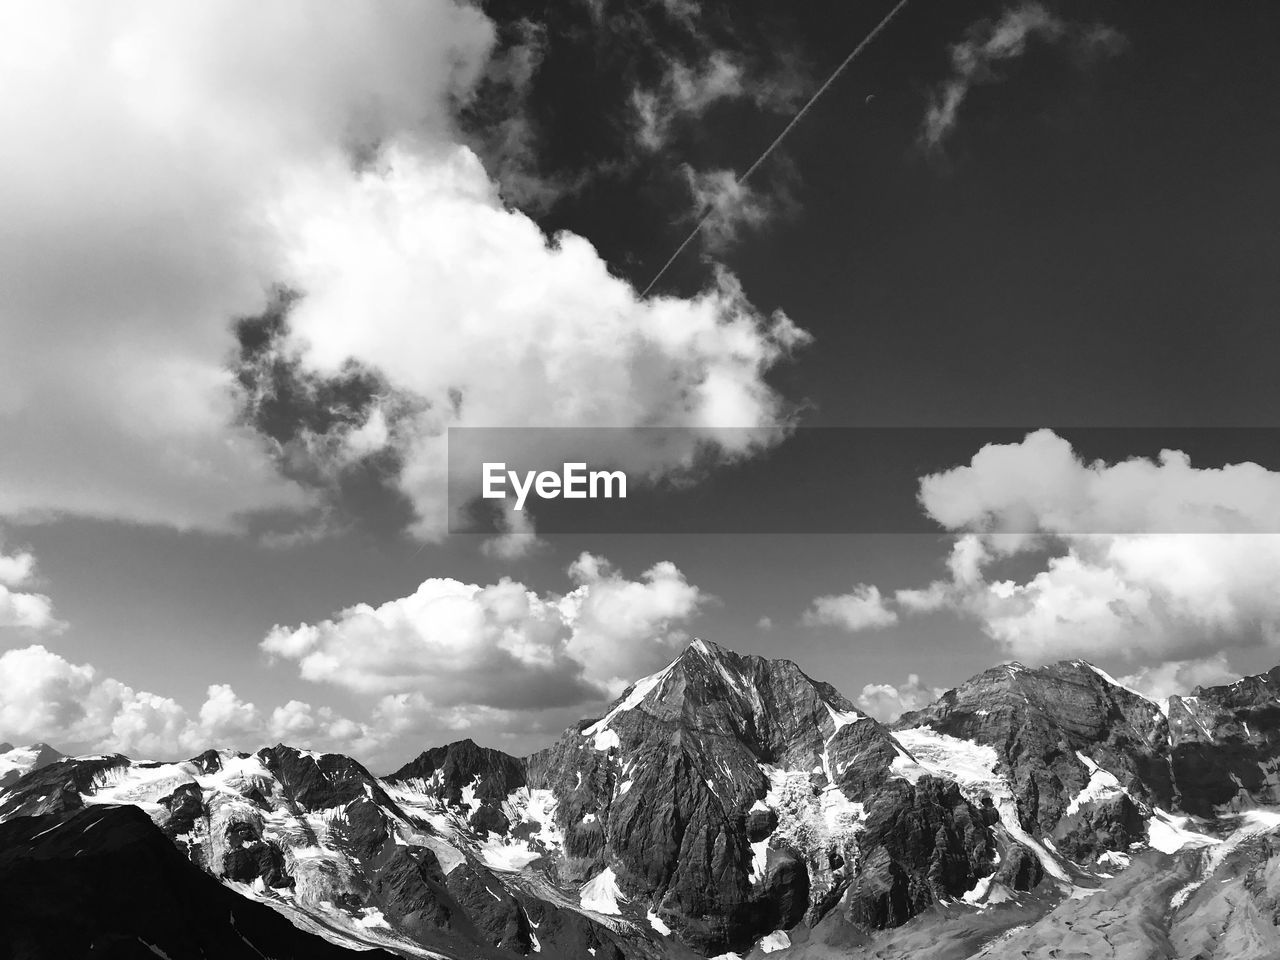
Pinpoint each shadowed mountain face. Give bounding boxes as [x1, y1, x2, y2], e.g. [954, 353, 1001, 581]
[523, 639, 995, 953]
[0, 805, 402, 960]
[9, 642, 1280, 959]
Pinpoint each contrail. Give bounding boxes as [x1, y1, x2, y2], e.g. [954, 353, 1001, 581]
[640, 0, 912, 298]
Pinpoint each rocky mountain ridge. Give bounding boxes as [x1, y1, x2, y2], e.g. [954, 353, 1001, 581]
[7, 641, 1280, 958]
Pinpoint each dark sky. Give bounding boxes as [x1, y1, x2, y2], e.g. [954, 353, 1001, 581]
[5, 1, 1280, 767]
[508, 0, 1280, 428]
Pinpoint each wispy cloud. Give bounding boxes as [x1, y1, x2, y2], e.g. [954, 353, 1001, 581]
[921, 2, 1125, 150]
[680, 164, 794, 254]
[633, 50, 806, 153]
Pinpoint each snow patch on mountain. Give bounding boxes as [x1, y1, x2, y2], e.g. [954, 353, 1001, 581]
[891, 727, 1001, 790]
[749, 839, 769, 883]
[1168, 809, 1280, 909]
[1078, 661, 1158, 705]
[582, 661, 677, 738]
[759, 929, 791, 952]
[1065, 753, 1125, 816]
[0, 744, 58, 786]
[580, 866, 625, 915]
[1147, 807, 1221, 855]
[592, 728, 621, 751]
[892, 727, 1070, 884]
[824, 703, 863, 733]
[760, 764, 865, 856]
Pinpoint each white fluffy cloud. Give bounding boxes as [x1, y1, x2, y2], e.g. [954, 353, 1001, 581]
[0, 2, 808, 539]
[856, 674, 944, 722]
[922, 3, 1124, 149]
[877, 431, 1280, 668]
[0, 1, 494, 530]
[803, 584, 898, 632]
[1117, 654, 1237, 701]
[272, 151, 809, 539]
[262, 552, 708, 708]
[919, 429, 1280, 535]
[0, 645, 370, 759]
[0, 540, 61, 632]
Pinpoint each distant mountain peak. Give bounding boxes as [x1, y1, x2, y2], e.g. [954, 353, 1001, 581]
[0, 741, 66, 790]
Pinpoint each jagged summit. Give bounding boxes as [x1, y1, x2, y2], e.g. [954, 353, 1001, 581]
[388, 736, 527, 806]
[14, 649, 1280, 959]
[0, 741, 65, 790]
[586, 636, 859, 737]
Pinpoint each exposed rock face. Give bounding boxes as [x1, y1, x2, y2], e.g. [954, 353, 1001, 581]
[847, 776, 994, 928]
[0, 753, 130, 820]
[897, 659, 1280, 832]
[388, 737, 528, 839]
[0, 805, 402, 959]
[0, 744, 640, 960]
[1051, 793, 1146, 863]
[389, 737, 528, 804]
[896, 660, 1174, 835]
[992, 841, 1044, 891]
[13, 645, 1280, 959]
[526, 639, 991, 954]
[1161, 668, 1280, 815]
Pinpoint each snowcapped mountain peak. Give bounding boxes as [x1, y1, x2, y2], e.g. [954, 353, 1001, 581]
[688, 635, 714, 655]
[0, 741, 65, 790]
[16, 648, 1280, 959]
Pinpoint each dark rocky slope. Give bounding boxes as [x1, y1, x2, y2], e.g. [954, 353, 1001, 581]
[10, 644, 1280, 959]
[525, 639, 996, 954]
[0, 804, 403, 960]
[895, 659, 1173, 837]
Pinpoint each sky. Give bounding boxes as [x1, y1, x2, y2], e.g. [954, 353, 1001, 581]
[2, 0, 1279, 772]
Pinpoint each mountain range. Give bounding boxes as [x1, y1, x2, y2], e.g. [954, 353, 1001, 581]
[4, 638, 1280, 959]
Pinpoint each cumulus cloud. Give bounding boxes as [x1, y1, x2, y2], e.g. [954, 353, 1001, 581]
[919, 429, 1280, 535]
[856, 674, 944, 722]
[262, 552, 708, 712]
[261, 157, 810, 539]
[1117, 654, 1238, 702]
[0, 2, 808, 540]
[871, 431, 1280, 669]
[0, 645, 370, 759]
[922, 3, 1124, 150]
[803, 584, 898, 632]
[0, 1, 494, 531]
[0, 539, 62, 632]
